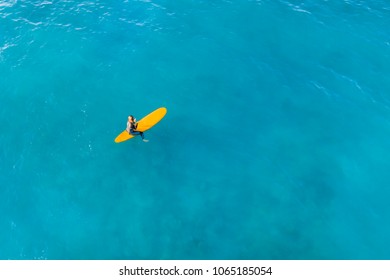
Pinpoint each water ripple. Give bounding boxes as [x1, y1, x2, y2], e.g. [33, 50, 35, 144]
[0, 0, 17, 8]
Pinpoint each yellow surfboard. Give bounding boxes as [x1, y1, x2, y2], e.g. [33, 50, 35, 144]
[114, 107, 167, 143]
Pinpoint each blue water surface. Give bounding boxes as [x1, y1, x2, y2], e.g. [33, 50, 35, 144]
[1, 0, 390, 259]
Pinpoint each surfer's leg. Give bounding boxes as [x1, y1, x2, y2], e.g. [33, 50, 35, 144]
[130, 130, 141, 136]
[130, 130, 148, 142]
[140, 132, 149, 142]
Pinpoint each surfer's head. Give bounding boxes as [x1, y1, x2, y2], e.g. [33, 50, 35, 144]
[128, 115, 134, 122]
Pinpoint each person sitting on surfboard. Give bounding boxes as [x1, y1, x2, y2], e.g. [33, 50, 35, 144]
[126, 115, 149, 142]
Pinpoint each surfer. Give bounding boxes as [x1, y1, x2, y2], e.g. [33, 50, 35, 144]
[127, 115, 149, 142]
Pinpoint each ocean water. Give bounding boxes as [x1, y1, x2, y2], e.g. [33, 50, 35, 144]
[1, 0, 390, 260]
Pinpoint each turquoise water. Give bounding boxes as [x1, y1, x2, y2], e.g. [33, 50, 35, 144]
[1, 0, 390, 259]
